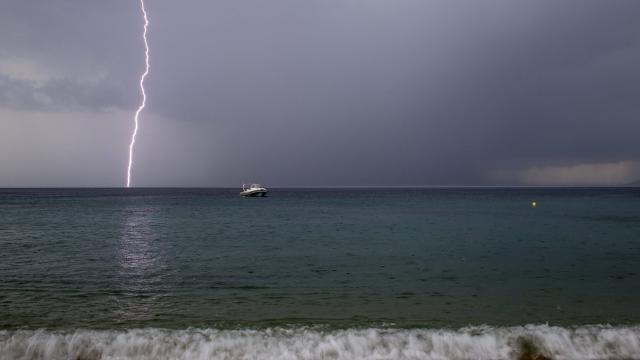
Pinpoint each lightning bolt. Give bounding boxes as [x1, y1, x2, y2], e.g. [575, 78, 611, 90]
[126, 0, 150, 188]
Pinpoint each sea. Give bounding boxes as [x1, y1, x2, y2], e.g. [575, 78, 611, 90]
[1, 187, 639, 359]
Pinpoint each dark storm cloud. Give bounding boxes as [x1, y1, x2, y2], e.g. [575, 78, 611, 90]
[1, 0, 639, 186]
[0, 74, 128, 111]
[0, 1, 142, 110]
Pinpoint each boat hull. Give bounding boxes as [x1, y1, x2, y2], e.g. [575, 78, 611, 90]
[240, 189, 267, 197]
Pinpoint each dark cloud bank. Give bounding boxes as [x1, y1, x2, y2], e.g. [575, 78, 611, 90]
[1, 0, 639, 186]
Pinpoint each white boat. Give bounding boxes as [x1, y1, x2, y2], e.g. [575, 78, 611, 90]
[240, 183, 267, 197]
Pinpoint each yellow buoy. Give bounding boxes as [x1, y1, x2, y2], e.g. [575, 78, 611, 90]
[531, 201, 537, 208]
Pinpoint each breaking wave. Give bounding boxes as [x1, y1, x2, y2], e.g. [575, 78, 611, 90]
[1, 325, 640, 360]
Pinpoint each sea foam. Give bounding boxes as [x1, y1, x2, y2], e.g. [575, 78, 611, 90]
[1, 325, 639, 360]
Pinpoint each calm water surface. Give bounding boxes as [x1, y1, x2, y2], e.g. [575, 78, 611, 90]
[1, 188, 639, 330]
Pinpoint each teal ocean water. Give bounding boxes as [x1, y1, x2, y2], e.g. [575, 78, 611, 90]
[1, 188, 639, 359]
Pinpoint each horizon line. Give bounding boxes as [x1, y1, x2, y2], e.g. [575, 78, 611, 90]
[0, 185, 638, 189]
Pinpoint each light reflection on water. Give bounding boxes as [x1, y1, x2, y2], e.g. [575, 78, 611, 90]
[116, 205, 169, 322]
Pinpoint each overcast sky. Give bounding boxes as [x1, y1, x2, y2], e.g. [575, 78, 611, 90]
[1, 0, 639, 187]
